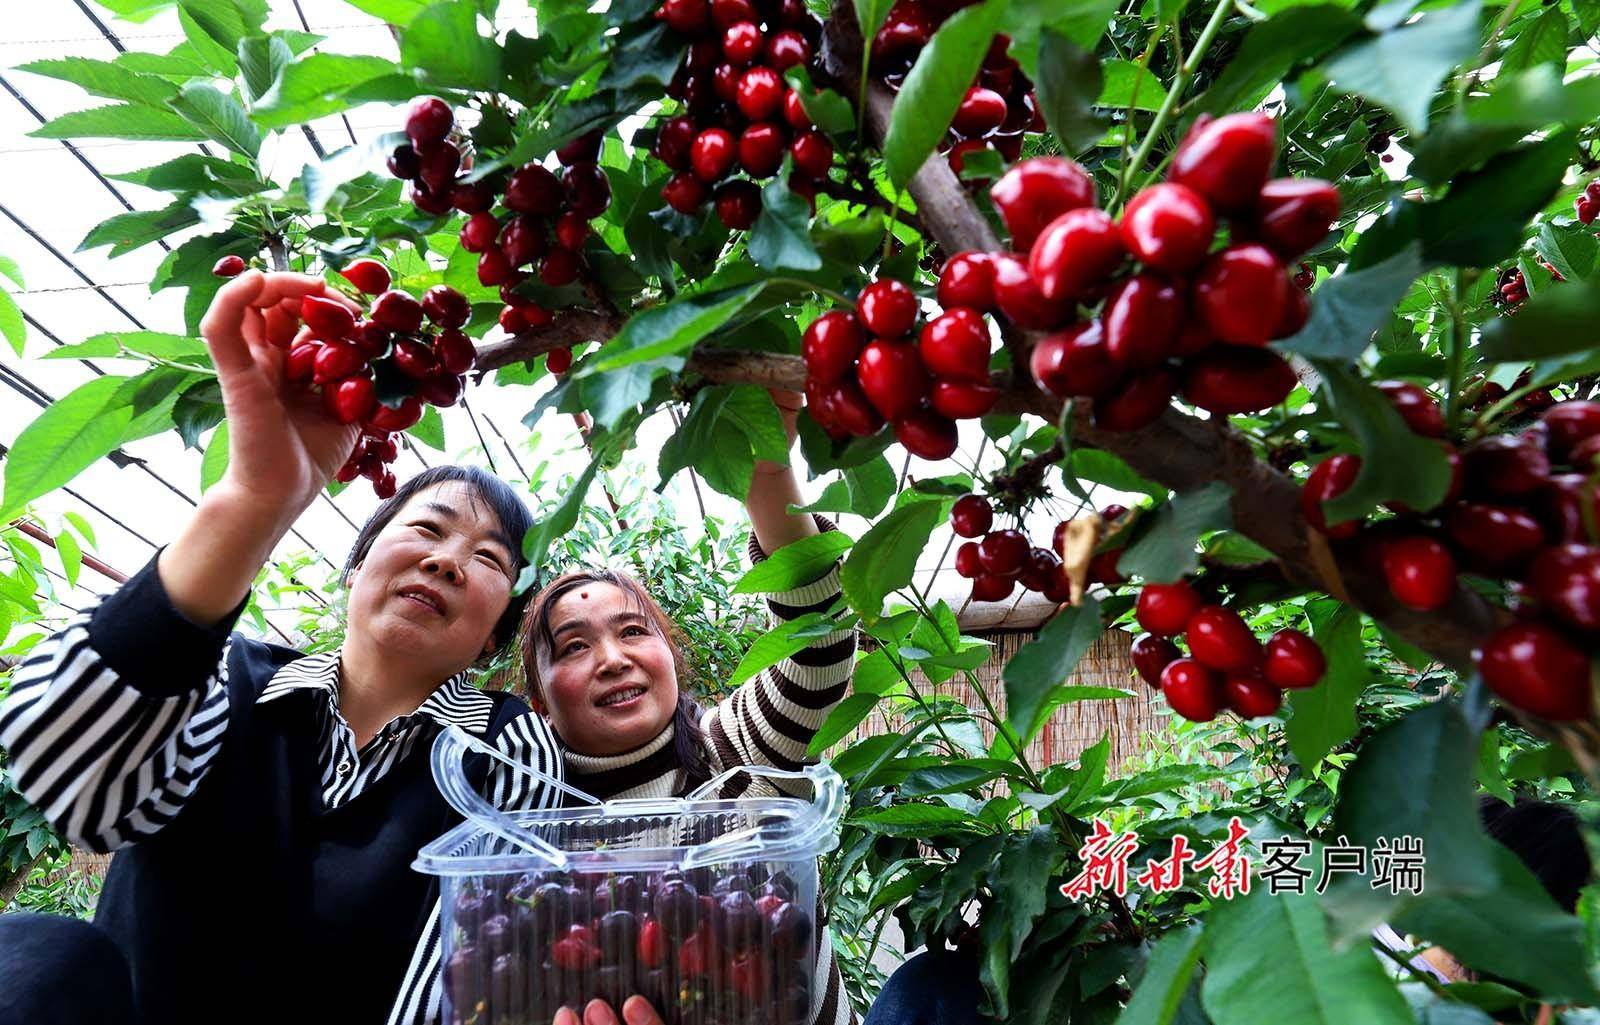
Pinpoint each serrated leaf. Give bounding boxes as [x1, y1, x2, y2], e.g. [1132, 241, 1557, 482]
[200, 422, 230, 492]
[1119, 925, 1205, 1025]
[1501, 5, 1567, 73]
[16, 58, 177, 108]
[882, 0, 1003, 188]
[1417, 131, 1573, 268]
[1285, 601, 1369, 769]
[0, 290, 23, 357]
[55, 531, 83, 589]
[1537, 222, 1598, 284]
[31, 103, 209, 142]
[1097, 59, 1164, 112]
[851, 804, 985, 835]
[63, 512, 96, 550]
[1200, 5, 1364, 115]
[582, 284, 764, 374]
[808, 693, 880, 755]
[0, 376, 136, 523]
[78, 200, 201, 259]
[1318, 0, 1481, 134]
[725, 612, 837, 687]
[736, 531, 854, 594]
[409, 404, 446, 450]
[253, 53, 398, 129]
[1116, 482, 1232, 584]
[749, 174, 821, 272]
[399, 2, 503, 88]
[238, 34, 294, 102]
[1002, 596, 1102, 742]
[840, 498, 945, 622]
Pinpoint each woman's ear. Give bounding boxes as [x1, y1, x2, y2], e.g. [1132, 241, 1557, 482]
[481, 633, 497, 658]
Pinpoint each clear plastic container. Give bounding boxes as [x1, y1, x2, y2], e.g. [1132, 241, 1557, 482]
[415, 726, 846, 1025]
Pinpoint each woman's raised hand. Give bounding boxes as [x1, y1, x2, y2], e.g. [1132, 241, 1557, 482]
[552, 997, 665, 1025]
[199, 270, 364, 516]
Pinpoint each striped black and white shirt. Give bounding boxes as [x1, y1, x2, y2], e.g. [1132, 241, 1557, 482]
[0, 575, 564, 1025]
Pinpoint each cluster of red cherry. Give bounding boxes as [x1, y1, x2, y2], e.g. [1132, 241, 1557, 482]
[1303, 395, 1600, 722]
[388, 97, 609, 375]
[652, 0, 831, 225]
[1130, 577, 1327, 722]
[1574, 179, 1600, 224]
[291, 259, 475, 498]
[947, 494, 1071, 604]
[868, 6, 1041, 177]
[930, 115, 1337, 431]
[1492, 258, 1564, 312]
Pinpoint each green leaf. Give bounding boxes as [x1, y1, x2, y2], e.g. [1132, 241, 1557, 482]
[16, 58, 178, 108]
[409, 404, 446, 450]
[237, 34, 294, 102]
[1119, 926, 1205, 1025]
[302, 133, 405, 214]
[851, 804, 985, 836]
[1479, 281, 1600, 361]
[1505, 744, 1577, 781]
[63, 512, 97, 550]
[725, 613, 837, 687]
[1312, 361, 1452, 522]
[517, 455, 607, 589]
[854, 0, 896, 45]
[793, 456, 898, 518]
[1536, 221, 1598, 284]
[51, 331, 210, 363]
[252, 53, 398, 129]
[749, 175, 821, 272]
[200, 422, 229, 492]
[736, 532, 854, 594]
[55, 530, 83, 589]
[0, 290, 23, 357]
[180, 0, 268, 58]
[582, 285, 764, 374]
[1033, 29, 1104, 153]
[808, 693, 880, 755]
[1412, 68, 1600, 186]
[1002, 596, 1102, 742]
[79, 200, 201, 258]
[0, 376, 136, 523]
[343, 0, 431, 24]
[0, 256, 22, 289]
[992, 827, 1057, 959]
[31, 103, 209, 142]
[1500, 6, 1567, 72]
[1417, 131, 1574, 268]
[399, 2, 503, 89]
[899, 759, 1016, 796]
[1317, 0, 1481, 134]
[840, 499, 945, 622]
[1068, 448, 1166, 500]
[109, 154, 267, 197]
[1275, 245, 1424, 360]
[178, 5, 240, 75]
[658, 385, 791, 499]
[1285, 602, 1369, 769]
[1097, 60, 1164, 112]
[882, 0, 1004, 189]
[783, 66, 855, 136]
[1201, 888, 1413, 1025]
[1116, 482, 1232, 584]
[1201, 5, 1364, 115]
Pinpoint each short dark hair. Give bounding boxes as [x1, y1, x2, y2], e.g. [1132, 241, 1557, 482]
[1479, 794, 1592, 913]
[342, 464, 533, 653]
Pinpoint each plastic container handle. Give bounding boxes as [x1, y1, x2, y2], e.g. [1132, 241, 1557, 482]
[429, 726, 600, 868]
[680, 762, 846, 869]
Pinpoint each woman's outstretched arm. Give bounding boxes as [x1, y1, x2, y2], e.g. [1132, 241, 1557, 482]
[744, 388, 820, 555]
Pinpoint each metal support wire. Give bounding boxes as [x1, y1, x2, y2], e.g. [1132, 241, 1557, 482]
[20, 310, 108, 375]
[459, 395, 499, 476]
[0, 203, 149, 330]
[481, 413, 529, 481]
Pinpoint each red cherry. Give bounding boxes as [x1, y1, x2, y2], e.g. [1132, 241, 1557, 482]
[501, 216, 548, 269]
[1168, 112, 1277, 213]
[938, 252, 996, 310]
[1262, 629, 1325, 689]
[405, 96, 453, 147]
[1019, 547, 1064, 593]
[1528, 543, 1600, 632]
[1160, 659, 1222, 722]
[477, 247, 516, 287]
[723, 21, 763, 64]
[662, 171, 709, 212]
[212, 254, 245, 277]
[1028, 208, 1125, 302]
[435, 328, 477, 376]
[856, 338, 929, 420]
[1544, 401, 1600, 459]
[563, 162, 612, 217]
[324, 374, 377, 425]
[714, 180, 763, 229]
[1030, 321, 1120, 399]
[738, 122, 787, 177]
[421, 285, 471, 328]
[301, 295, 356, 340]
[417, 372, 465, 408]
[783, 89, 813, 130]
[894, 409, 959, 460]
[1136, 580, 1202, 637]
[1477, 622, 1592, 721]
[286, 341, 320, 383]
[1102, 274, 1182, 369]
[459, 211, 500, 254]
[710, 0, 755, 27]
[655, 116, 699, 170]
[766, 29, 812, 70]
[691, 128, 737, 182]
[1131, 634, 1181, 687]
[338, 258, 391, 295]
[930, 379, 1000, 419]
[857, 279, 918, 337]
[951, 495, 993, 538]
[955, 541, 983, 578]
[555, 129, 603, 167]
[1380, 535, 1456, 611]
[918, 308, 990, 382]
[827, 380, 885, 436]
[979, 529, 1029, 577]
[1193, 245, 1289, 346]
[971, 573, 1015, 602]
[1224, 673, 1282, 718]
[660, 0, 711, 33]
[392, 339, 440, 380]
[946, 140, 994, 180]
[989, 157, 1096, 253]
[1464, 434, 1551, 499]
[367, 396, 424, 433]
[1092, 368, 1177, 432]
[372, 468, 397, 499]
[1180, 345, 1298, 414]
[874, 5, 934, 58]
[802, 311, 863, 384]
[1375, 381, 1445, 438]
[1186, 605, 1262, 674]
[541, 248, 582, 286]
[1569, 436, 1600, 472]
[370, 291, 424, 333]
[498, 306, 527, 334]
[736, 66, 785, 121]
[386, 143, 419, 179]
[992, 253, 1071, 330]
[1255, 178, 1341, 259]
[504, 163, 564, 215]
[791, 131, 833, 179]
[546, 346, 574, 375]
[448, 181, 493, 214]
[555, 211, 591, 252]
[1087, 548, 1125, 585]
[1301, 454, 1362, 540]
[1273, 283, 1311, 339]
[1120, 183, 1215, 274]
[417, 140, 460, 192]
[336, 454, 362, 485]
[1445, 502, 1548, 575]
[410, 180, 453, 214]
[952, 86, 1008, 137]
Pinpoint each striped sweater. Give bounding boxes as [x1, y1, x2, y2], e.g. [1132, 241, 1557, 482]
[561, 513, 859, 1025]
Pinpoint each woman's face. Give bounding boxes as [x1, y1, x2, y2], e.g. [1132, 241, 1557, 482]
[345, 481, 518, 680]
[536, 581, 679, 755]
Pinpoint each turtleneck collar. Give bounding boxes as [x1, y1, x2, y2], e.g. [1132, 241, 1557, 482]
[561, 720, 680, 800]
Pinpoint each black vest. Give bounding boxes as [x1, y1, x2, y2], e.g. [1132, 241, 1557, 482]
[91, 637, 524, 1025]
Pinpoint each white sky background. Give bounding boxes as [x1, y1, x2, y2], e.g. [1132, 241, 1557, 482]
[1, 1, 1122, 642]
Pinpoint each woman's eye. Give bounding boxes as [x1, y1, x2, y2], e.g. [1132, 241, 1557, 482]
[623, 625, 648, 637]
[413, 522, 439, 536]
